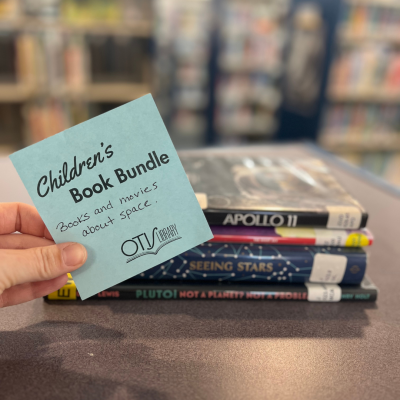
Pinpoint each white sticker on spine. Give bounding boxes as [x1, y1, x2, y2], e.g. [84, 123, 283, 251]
[326, 206, 362, 229]
[195, 193, 208, 209]
[315, 229, 348, 246]
[306, 283, 342, 302]
[309, 253, 347, 283]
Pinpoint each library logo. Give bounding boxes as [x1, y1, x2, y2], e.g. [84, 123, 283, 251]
[121, 224, 181, 263]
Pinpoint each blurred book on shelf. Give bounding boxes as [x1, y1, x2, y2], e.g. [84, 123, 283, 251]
[62, 0, 121, 25]
[0, 32, 16, 83]
[0, 0, 19, 20]
[0, 103, 22, 152]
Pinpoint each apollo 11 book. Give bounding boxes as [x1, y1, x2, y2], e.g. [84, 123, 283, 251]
[181, 154, 368, 229]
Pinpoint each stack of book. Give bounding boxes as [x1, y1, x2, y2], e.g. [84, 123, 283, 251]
[47, 152, 378, 302]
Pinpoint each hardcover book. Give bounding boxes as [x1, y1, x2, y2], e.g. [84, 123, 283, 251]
[181, 154, 368, 229]
[46, 274, 378, 302]
[131, 243, 367, 285]
[209, 226, 374, 247]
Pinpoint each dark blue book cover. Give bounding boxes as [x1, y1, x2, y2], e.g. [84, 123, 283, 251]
[134, 243, 366, 284]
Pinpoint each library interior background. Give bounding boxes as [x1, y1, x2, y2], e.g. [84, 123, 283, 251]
[0, 0, 400, 189]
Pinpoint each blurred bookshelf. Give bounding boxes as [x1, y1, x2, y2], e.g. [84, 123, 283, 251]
[152, 0, 293, 147]
[0, 0, 336, 151]
[214, 0, 290, 140]
[320, 0, 400, 188]
[0, 0, 152, 152]
[1, 0, 398, 189]
[153, 0, 214, 148]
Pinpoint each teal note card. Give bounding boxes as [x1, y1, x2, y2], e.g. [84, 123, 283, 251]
[10, 94, 213, 299]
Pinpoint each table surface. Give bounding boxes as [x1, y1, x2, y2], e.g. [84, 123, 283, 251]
[1, 144, 400, 400]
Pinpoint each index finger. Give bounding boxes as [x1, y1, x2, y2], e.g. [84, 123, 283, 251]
[0, 203, 52, 239]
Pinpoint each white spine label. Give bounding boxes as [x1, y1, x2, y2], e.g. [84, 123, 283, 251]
[306, 283, 342, 302]
[326, 206, 362, 229]
[309, 253, 347, 283]
[195, 193, 208, 210]
[315, 229, 348, 246]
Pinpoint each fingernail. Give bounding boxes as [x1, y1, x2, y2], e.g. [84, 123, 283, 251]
[62, 243, 87, 267]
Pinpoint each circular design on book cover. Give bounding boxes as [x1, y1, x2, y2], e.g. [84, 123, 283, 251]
[207, 195, 231, 208]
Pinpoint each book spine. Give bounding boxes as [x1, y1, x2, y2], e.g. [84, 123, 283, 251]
[210, 235, 318, 245]
[45, 284, 377, 302]
[340, 286, 377, 302]
[210, 230, 373, 247]
[205, 210, 368, 229]
[134, 245, 366, 284]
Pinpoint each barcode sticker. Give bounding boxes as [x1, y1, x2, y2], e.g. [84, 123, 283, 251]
[315, 229, 348, 246]
[195, 193, 208, 209]
[326, 206, 362, 229]
[309, 253, 347, 283]
[306, 283, 342, 302]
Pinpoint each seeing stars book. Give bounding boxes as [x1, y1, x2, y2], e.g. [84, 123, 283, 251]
[132, 243, 367, 285]
[180, 154, 368, 229]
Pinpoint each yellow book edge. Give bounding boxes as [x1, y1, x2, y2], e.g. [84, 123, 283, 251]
[47, 273, 77, 300]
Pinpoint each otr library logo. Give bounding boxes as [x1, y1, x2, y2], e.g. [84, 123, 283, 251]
[121, 224, 181, 263]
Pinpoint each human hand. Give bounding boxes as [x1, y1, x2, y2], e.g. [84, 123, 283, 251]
[0, 203, 87, 307]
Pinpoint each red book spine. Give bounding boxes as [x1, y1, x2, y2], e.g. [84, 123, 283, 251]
[210, 235, 317, 245]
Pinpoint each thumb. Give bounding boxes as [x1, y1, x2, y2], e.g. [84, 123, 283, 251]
[0, 243, 87, 292]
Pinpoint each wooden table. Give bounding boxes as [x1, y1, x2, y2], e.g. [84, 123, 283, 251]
[1, 145, 399, 400]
